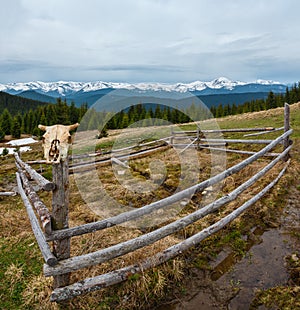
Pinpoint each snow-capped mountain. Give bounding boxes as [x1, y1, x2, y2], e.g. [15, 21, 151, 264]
[0, 77, 286, 97]
[0, 77, 287, 109]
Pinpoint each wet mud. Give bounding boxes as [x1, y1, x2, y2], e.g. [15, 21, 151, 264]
[155, 186, 300, 310]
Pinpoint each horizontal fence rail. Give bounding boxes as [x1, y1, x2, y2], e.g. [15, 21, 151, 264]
[13, 103, 293, 303]
[14, 152, 55, 191]
[172, 127, 279, 134]
[44, 144, 292, 277]
[45, 129, 292, 242]
[16, 172, 57, 266]
[70, 144, 170, 172]
[15, 161, 52, 234]
[49, 160, 290, 302]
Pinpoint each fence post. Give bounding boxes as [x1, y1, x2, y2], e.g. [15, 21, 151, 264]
[283, 103, 290, 161]
[196, 127, 200, 150]
[51, 159, 70, 288]
[170, 128, 174, 146]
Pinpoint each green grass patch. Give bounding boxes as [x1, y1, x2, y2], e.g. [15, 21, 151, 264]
[0, 237, 43, 309]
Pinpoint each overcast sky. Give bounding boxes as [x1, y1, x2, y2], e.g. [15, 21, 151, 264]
[1, 0, 300, 84]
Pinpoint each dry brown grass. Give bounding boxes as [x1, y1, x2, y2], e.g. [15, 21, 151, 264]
[1, 104, 300, 309]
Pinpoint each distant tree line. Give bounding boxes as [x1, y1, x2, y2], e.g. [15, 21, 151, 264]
[79, 103, 212, 133]
[0, 98, 88, 139]
[1, 82, 300, 140]
[0, 91, 49, 115]
[210, 83, 300, 117]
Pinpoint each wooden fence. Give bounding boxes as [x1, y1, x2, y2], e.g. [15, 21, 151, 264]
[14, 103, 293, 302]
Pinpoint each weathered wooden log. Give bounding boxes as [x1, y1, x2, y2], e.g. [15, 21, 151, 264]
[51, 160, 71, 288]
[111, 157, 130, 169]
[172, 144, 197, 148]
[173, 143, 227, 148]
[70, 145, 169, 171]
[16, 172, 57, 266]
[46, 129, 292, 242]
[199, 143, 227, 147]
[172, 135, 197, 140]
[138, 136, 172, 146]
[283, 103, 290, 161]
[173, 127, 276, 135]
[14, 153, 55, 191]
[200, 138, 275, 144]
[44, 144, 292, 277]
[243, 127, 284, 137]
[111, 137, 170, 154]
[200, 146, 280, 157]
[50, 161, 289, 302]
[72, 138, 164, 160]
[70, 152, 103, 160]
[172, 130, 198, 134]
[26, 160, 47, 165]
[0, 191, 16, 196]
[179, 138, 198, 154]
[15, 161, 52, 234]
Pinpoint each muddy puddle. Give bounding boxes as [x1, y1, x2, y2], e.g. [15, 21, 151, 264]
[155, 188, 300, 310]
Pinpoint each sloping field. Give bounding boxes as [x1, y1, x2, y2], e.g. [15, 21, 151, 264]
[0, 103, 299, 309]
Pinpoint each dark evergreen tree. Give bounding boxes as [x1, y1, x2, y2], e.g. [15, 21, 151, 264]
[216, 104, 224, 118]
[11, 116, 21, 138]
[0, 109, 12, 135]
[55, 98, 70, 124]
[44, 105, 55, 125]
[266, 91, 276, 109]
[69, 102, 79, 124]
[0, 127, 5, 140]
[27, 110, 35, 134]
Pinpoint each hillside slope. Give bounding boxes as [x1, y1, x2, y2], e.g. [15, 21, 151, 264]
[0, 103, 299, 309]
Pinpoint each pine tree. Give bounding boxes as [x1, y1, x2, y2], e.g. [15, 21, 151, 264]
[45, 104, 58, 125]
[22, 112, 29, 133]
[69, 102, 79, 124]
[55, 98, 70, 124]
[11, 116, 21, 138]
[0, 109, 12, 135]
[27, 110, 35, 134]
[216, 104, 224, 118]
[0, 127, 5, 140]
[266, 91, 276, 109]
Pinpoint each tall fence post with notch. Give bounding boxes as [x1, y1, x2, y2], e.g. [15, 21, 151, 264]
[51, 159, 71, 289]
[283, 102, 290, 161]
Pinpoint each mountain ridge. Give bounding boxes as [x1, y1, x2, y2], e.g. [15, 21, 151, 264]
[0, 77, 287, 96]
[0, 77, 288, 108]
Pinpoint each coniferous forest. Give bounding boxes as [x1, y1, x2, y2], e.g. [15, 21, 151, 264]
[1, 82, 300, 140]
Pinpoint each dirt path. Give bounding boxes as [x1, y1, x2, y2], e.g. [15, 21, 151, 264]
[155, 181, 300, 310]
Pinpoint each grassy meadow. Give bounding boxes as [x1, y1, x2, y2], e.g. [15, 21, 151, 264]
[0, 103, 299, 309]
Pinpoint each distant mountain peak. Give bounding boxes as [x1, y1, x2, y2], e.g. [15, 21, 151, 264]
[0, 77, 284, 96]
[0, 77, 287, 108]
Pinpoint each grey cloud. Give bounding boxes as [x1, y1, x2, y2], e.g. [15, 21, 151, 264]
[1, 1, 300, 83]
[87, 64, 184, 73]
